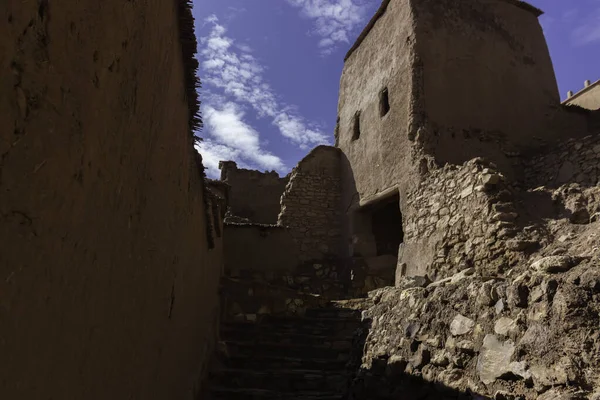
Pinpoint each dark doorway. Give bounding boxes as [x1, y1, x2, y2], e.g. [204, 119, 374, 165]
[370, 193, 403, 257]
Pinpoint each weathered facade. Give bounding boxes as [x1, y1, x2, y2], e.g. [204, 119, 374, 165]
[0, 1, 223, 399]
[336, 0, 597, 280]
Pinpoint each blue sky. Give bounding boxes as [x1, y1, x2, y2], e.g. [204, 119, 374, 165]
[193, 0, 600, 178]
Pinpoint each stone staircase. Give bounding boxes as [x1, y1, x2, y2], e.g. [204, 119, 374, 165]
[206, 306, 364, 399]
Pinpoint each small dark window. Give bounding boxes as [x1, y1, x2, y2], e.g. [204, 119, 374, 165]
[352, 111, 361, 141]
[380, 87, 390, 117]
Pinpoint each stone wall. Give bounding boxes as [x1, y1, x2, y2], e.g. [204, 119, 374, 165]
[400, 159, 522, 281]
[523, 134, 600, 188]
[279, 146, 344, 262]
[219, 161, 288, 224]
[0, 1, 223, 399]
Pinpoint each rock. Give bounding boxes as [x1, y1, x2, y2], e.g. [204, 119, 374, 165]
[506, 239, 539, 252]
[494, 299, 505, 314]
[531, 255, 581, 273]
[477, 281, 499, 307]
[385, 355, 408, 376]
[536, 388, 586, 400]
[430, 350, 450, 367]
[398, 275, 431, 290]
[476, 334, 515, 385]
[557, 161, 575, 183]
[508, 361, 531, 380]
[455, 340, 475, 354]
[507, 283, 529, 308]
[494, 391, 525, 400]
[491, 212, 518, 222]
[482, 173, 501, 186]
[450, 314, 475, 336]
[494, 317, 517, 336]
[437, 368, 464, 389]
[530, 357, 575, 389]
[409, 346, 431, 369]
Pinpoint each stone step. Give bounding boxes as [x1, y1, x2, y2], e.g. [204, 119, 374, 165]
[223, 318, 361, 336]
[220, 330, 354, 349]
[224, 341, 351, 360]
[220, 354, 350, 371]
[209, 387, 343, 400]
[209, 368, 350, 392]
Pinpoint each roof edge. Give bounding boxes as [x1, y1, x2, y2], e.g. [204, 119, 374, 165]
[176, 0, 202, 134]
[344, 0, 391, 62]
[343, 0, 543, 63]
[501, 0, 543, 17]
[562, 79, 600, 104]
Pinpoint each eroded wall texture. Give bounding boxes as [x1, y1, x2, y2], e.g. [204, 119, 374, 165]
[219, 161, 288, 224]
[413, 0, 566, 168]
[0, 1, 222, 399]
[337, 0, 419, 209]
[336, 0, 596, 282]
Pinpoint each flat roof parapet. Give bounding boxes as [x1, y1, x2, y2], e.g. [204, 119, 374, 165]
[344, 0, 543, 62]
[562, 79, 600, 104]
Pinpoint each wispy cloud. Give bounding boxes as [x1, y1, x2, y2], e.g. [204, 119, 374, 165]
[572, 7, 600, 45]
[197, 15, 328, 177]
[285, 0, 371, 55]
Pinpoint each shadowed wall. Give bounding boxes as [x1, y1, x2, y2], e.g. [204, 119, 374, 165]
[0, 0, 222, 399]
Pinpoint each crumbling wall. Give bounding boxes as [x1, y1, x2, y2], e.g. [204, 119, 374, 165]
[219, 161, 288, 224]
[279, 146, 344, 262]
[400, 159, 522, 281]
[0, 1, 222, 399]
[523, 134, 600, 188]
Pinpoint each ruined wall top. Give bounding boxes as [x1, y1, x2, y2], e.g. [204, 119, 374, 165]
[218, 160, 289, 224]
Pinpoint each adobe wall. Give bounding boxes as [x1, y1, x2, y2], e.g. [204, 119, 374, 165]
[223, 224, 298, 272]
[0, 1, 222, 399]
[413, 0, 573, 170]
[337, 0, 420, 210]
[219, 161, 288, 224]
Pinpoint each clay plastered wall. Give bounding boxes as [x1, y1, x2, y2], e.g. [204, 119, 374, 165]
[223, 224, 299, 272]
[401, 159, 520, 281]
[337, 0, 420, 205]
[523, 134, 600, 188]
[414, 0, 560, 169]
[0, 1, 222, 399]
[279, 146, 344, 262]
[565, 82, 600, 111]
[219, 161, 288, 224]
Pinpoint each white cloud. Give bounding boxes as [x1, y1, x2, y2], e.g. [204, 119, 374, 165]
[285, 0, 371, 55]
[198, 15, 329, 178]
[572, 7, 600, 45]
[202, 102, 284, 173]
